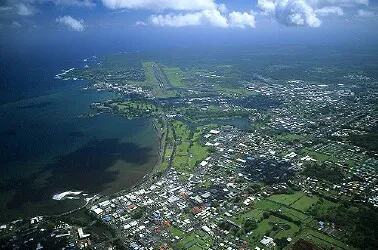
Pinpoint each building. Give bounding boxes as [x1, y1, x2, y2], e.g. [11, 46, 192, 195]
[78, 228, 90, 239]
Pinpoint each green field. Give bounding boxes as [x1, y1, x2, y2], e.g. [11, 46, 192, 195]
[280, 207, 310, 222]
[176, 232, 212, 249]
[277, 133, 305, 141]
[177, 233, 197, 249]
[127, 61, 178, 98]
[162, 66, 186, 88]
[114, 100, 159, 118]
[231, 194, 346, 249]
[171, 121, 208, 174]
[291, 195, 319, 212]
[252, 215, 300, 240]
[300, 148, 339, 163]
[299, 229, 354, 250]
[235, 208, 264, 224]
[168, 226, 185, 238]
[268, 192, 304, 206]
[141, 62, 156, 85]
[254, 199, 281, 211]
[264, 192, 317, 221]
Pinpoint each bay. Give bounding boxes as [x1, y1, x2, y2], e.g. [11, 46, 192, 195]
[0, 88, 159, 222]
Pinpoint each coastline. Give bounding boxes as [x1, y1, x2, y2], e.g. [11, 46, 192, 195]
[2, 117, 164, 223]
[0, 89, 158, 223]
[108, 115, 167, 200]
[149, 116, 167, 176]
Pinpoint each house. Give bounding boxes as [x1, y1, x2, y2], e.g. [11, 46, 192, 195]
[260, 236, 275, 247]
[78, 228, 90, 239]
[209, 130, 220, 135]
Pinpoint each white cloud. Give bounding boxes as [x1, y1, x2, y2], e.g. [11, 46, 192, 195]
[16, 3, 36, 16]
[101, 0, 217, 11]
[53, 0, 96, 8]
[0, 6, 13, 12]
[357, 9, 375, 17]
[11, 21, 22, 28]
[308, 0, 369, 7]
[136, 20, 147, 26]
[315, 6, 344, 16]
[150, 9, 256, 28]
[150, 12, 202, 27]
[274, 1, 321, 27]
[150, 9, 229, 28]
[114, 0, 250, 28]
[2, 0, 95, 18]
[229, 11, 256, 28]
[258, 0, 276, 14]
[56, 15, 85, 31]
[202, 9, 229, 27]
[258, 0, 370, 27]
[218, 3, 227, 13]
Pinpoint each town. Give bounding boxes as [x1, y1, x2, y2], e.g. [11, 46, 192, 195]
[1, 49, 377, 250]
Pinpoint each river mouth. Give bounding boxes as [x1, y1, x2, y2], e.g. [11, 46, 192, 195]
[0, 89, 159, 222]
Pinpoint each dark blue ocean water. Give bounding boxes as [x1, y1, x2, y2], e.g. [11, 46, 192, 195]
[0, 39, 109, 104]
[0, 42, 159, 222]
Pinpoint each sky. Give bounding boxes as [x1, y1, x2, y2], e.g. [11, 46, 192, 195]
[0, 0, 378, 53]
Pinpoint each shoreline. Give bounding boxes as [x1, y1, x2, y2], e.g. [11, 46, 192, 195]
[54, 116, 167, 216]
[108, 115, 167, 200]
[1, 116, 165, 224]
[0, 95, 162, 224]
[149, 116, 166, 176]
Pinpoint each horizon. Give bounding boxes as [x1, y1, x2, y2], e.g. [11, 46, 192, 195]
[1, 0, 378, 53]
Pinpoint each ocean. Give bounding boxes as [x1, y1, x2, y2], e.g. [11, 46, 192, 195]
[0, 44, 159, 222]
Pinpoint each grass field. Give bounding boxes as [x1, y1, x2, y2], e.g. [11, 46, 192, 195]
[250, 193, 348, 249]
[265, 192, 317, 221]
[254, 199, 281, 211]
[299, 229, 354, 250]
[142, 62, 156, 84]
[310, 199, 340, 216]
[128, 61, 180, 98]
[171, 121, 208, 174]
[168, 226, 185, 238]
[268, 192, 304, 206]
[176, 232, 212, 250]
[115, 100, 159, 118]
[162, 66, 186, 88]
[300, 148, 339, 163]
[280, 207, 310, 222]
[126, 61, 166, 97]
[235, 208, 264, 224]
[177, 233, 197, 249]
[277, 133, 305, 141]
[251, 215, 300, 241]
[291, 195, 319, 212]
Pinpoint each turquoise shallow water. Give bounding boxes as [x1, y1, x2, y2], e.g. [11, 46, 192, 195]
[0, 88, 159, 222]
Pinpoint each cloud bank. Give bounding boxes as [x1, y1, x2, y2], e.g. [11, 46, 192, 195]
[101, 0, 217, 11]
[54, 0, 96, 8]
[150, 10, 255, 28]
[102, 0, 255, 28]
[1, 0, 375, 30]
[258, 0, 370, 27]
[315, 7, 344, 16]
[1, 0, 95, 17]
[229, 11, 256, 28]
[11, 21, 22, 28]
[357, 9, 375, 17]
[16, 3, 37, 16]
[56, 15, 85, 31]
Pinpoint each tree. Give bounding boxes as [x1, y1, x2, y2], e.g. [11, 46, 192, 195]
[263, 212, 271, 219]
[244, 219, 257, 232]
